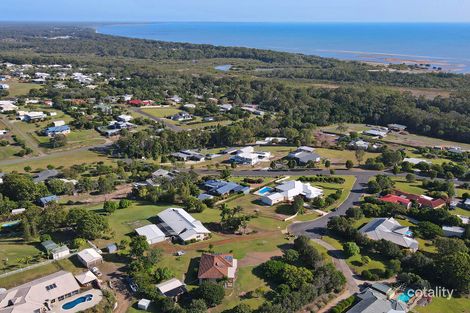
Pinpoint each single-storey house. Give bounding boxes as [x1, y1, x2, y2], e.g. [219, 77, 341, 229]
[135, 224, 166, 245]
[77, 248, 103, 268]
[359, 217, 419, 252]
[34, 169, 59, 183]
[261, 180, 323, 206]
[170, 150, 205, 162]
[346, 287, 406, 313]
[117, 114, 133, 122]
[156, 208, 211, 243]
[363, 129, 388, 138]
[379, 194, 412, 209]
[38, 195, 58, 207]
[387, 124, 407, 132]
[403, 157, 431, 165]
[287, 146, 321, 165]
[394, 190, 446, 209]
[0, 271, 81, 313]
[155, 278, 187, 300]
[45, 125, 71, 137]
[0, 100, 18, 112]
[442, 225, 465, 238]
[229, 147, 271, 165]
[170, 112, 193, 121]
[202, 179, 250, 196]
[198, 253, 237, 287]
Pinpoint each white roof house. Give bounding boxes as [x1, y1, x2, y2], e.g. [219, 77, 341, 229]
[230, 146, 271, 165]
[261, 180, 323, 206]
[0, 100, 18, 112]
[442, 226, 465, 238]
[117, 114, 133, 122]
[135, 224, 166, 244]
[403, 158, 431, 165]
[157, 208, 210, 242]
[359, 218, 419, 252]
[156, 278, 187, 298]
[77, 248, 103, 268]
[0, 271, 81, 313]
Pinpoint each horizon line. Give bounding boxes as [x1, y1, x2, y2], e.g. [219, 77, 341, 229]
[1, 20, 470, 24]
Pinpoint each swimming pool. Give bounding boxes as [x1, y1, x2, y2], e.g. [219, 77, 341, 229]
[62, 294, 93, 310]
[397, 289, 415, 303]
[258, 187, 273, 195]
[1, 220, 20, 228]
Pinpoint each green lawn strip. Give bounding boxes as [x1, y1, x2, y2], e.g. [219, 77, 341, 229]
[0, 258, 80, 289]
[413, 296, 470, 313]
[310, 241, 333, 264]
[0, 149, 113, 172]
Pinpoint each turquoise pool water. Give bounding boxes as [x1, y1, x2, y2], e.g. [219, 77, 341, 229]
[62, 294, 93, 310]
[1, 220, 20, 228]
[258, 187, 273, 195]
[397, 289, 415, 303]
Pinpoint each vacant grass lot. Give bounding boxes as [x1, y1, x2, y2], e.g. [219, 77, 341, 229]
[316, 148, 378, 167]
[1, 79, 42, 98]
[141, 107, 182, 118]
[0, 149, 113, 173]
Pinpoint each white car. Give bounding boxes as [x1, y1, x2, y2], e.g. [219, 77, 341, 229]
[91, 267, 102, 277]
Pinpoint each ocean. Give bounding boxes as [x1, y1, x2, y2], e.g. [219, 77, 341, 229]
[97, 23, 470, 73]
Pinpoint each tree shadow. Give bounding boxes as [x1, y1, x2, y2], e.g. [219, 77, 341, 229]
[184, 257, 200, 286]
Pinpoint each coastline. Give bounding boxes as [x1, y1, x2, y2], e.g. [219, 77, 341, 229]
[96, 22, 470, 73]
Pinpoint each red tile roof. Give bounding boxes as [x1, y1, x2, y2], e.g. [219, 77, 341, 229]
[380, 194, 411, 206]
[198, 253, 234, 280]
[393, 190, 447, 209]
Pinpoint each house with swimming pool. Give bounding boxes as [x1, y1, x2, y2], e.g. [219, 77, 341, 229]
[0, 270, 102, 313]
[260, 180, 323, 206]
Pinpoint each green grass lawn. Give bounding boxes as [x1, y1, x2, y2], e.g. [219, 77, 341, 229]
[316, 148, 377, 166]
[0, 258, 79, 289]
[0, 145, 22, 159]
[0, 149, 113, 173]
[0, 238, 43, 270]
[141, 107, 182, 118]
[392, 177, 427, 195]
[1, 79, 42, 98]
[414, 296, 470, 313]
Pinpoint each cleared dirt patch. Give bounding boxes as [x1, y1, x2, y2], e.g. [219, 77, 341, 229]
[238, 250, 283, 267]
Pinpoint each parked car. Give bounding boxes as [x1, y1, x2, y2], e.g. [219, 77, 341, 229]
[91, 267, 102, 277]
[175, 250, 186, 256]
[125, 277, 138, 293]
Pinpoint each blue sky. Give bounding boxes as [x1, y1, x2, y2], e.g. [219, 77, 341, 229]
[1, 0, 469, 23]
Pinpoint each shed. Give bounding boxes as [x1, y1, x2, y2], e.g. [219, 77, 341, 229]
[106, 243, 118, 253]
[137, 299, 151, 311]
[77, 248, 103, 268]
[51, 245, 70, 260]
[74, 270, 98, 286]
[135, 224, 166, 245]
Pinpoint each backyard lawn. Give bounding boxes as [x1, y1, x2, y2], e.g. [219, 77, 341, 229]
[141, 107, 182, 118]
[0, 258, 80, 289]
[414, 296, 470, 313]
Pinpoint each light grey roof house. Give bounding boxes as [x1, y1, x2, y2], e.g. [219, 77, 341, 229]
[359, 217, 419, 252]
